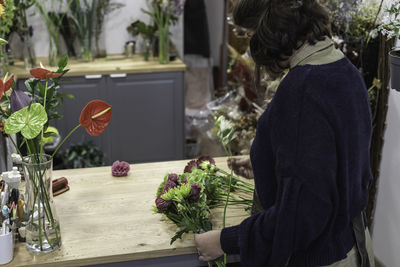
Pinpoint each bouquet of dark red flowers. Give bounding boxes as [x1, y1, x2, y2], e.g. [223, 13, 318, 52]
[154, 172, 212, 244]
[154, 156, 254, 244]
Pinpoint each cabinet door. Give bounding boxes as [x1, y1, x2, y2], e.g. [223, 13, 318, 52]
[53, 75, 110, 159]
[106, 72, 184, 163]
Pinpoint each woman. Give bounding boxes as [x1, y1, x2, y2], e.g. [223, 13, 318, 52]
[195, 0, 375, 266]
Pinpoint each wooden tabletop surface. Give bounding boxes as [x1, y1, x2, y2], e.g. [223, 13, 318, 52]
[8, 55, 186, 79]
[5, 157, 251, 267]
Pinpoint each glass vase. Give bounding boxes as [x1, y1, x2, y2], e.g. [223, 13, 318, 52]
[143, 38, 152, 61]
[80, 46, 93, 62]
[80, 35, 93, 62]
[48, 38, 58, 67]
[22, 33, 36, 70]
[158, 26, 169, 64]
[23, 154, 61, 254]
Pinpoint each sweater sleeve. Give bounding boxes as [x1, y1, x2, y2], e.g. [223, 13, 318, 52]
[220, 90, 338, 266]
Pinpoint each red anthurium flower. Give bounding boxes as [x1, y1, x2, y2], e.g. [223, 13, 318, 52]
[30, 68, 62, 80]
[79, 100, 112, 136]
[0, 74, 14, 99]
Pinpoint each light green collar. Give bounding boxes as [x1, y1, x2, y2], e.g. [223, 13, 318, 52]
[290, 37, 344, 68]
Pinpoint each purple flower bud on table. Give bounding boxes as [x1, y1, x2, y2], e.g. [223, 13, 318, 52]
[155, 196, 171, 211]
[162, 180, 177, 194]
[10, 89, 31, 113]
[190, 184, 201, 202]
[167, 173, 179, 184]
[111, 160, 130, 177]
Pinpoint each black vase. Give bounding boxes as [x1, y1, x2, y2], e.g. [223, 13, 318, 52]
[390, 50, 400, 91]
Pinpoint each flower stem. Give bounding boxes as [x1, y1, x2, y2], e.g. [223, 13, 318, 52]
[51, 124, 81, 159]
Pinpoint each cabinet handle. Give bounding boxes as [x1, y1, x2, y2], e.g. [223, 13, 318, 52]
[110, 73, 127, 78]
[85, 74, 102, 79]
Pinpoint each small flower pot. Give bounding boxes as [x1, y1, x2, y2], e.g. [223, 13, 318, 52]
[389, 50, 400, 91]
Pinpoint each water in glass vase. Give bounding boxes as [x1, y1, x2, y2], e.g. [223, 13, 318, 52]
[26, 219, 61, 253]
[23, 154, 62, 253]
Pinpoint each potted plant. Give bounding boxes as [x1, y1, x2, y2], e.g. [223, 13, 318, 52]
[372, 0, 400, 91]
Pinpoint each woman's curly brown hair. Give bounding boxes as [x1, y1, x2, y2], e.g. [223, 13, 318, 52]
[233, 0, 332, 77]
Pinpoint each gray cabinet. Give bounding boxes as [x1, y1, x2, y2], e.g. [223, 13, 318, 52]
[18, 71, 185, 164]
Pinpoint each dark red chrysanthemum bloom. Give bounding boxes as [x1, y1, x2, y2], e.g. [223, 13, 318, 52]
[196, 156, 216, 168]
[183, 160, 197, 173]
[162, 180, 177, 194]
[155, 197, 171, 211]
[111, 161, 130, 177]
[79, 100, 112, 136]
[190, 184, 201, 202]
[167, 173, 179, 184]
[30, 68, 62, 80]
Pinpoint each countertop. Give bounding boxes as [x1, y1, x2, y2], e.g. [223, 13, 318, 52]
[5, 157, 251, 267]
[8, 55, 186, 79]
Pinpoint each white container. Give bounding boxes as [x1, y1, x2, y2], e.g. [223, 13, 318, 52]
[2, 167, 21, 190]
[0, 231, 14, 264]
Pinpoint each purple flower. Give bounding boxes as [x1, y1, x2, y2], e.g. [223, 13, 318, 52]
[196, 156, 216, 168]
[155, 196, 171, 211]
[167, 173, 179, 183]
[184, 159, 197, 173]
[28, 26, 34, 37]
[162, 180, 177, 194]
[170, 0, 185, 17]
[111, 160, 130, 177]
[181, 177, 188, 184]
[10, 89, 31, 113]
[190, 184, 201, 202]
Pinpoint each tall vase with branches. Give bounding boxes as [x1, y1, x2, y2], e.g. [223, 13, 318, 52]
[70, 0, 96, 62]
[34, 0, 72, 66]
[142, 0, 185, 64]
[11, 0, 36, 69]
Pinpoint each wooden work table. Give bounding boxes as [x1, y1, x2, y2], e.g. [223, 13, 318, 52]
[8, 55, 186, 79]
[5, 157, 251, 267]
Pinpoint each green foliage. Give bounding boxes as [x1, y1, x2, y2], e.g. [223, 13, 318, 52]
[0, 0, 15, 38]
[54, 141, 105, 169]
[372, 0, 400, 40]
[24, 56, 71, 127]
[127, 20, 156, 40]
[10, 0, 35, 37]
[322, 0, 381, 41]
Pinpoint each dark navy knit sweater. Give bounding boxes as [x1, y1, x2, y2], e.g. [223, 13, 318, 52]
[220, 57, 373, 267]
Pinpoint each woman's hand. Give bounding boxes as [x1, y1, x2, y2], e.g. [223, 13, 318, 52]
[194, 230, 224, 262]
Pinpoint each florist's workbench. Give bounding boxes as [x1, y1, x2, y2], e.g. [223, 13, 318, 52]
[9, 55, 186, 165]
[5, 157, 251, 267]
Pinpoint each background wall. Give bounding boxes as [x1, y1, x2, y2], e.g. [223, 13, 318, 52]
[372, 89, 400, 266]
[204, 0, 224, 66]
[25, 0, 183, 59]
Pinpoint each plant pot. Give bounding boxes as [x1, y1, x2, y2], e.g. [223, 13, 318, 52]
[389, 50, 400, 91]
[23, 154, 61, 254]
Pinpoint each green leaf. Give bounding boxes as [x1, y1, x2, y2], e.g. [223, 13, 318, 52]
[0, 38, 8, 45]
[4, 103, 48, 139]
[57, 93, 74, 99]
[58, 55, 68, 70]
